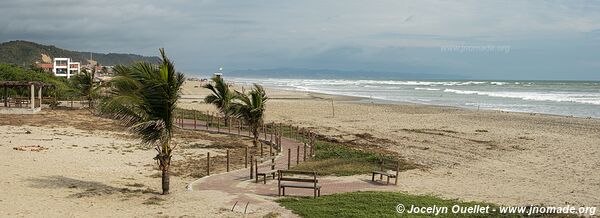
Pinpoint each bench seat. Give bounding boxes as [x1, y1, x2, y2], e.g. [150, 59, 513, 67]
[278, 170, 321, 198]
[372, 171, 396, 177]
[280, 183, 321, 189]
[256, 169, 277, 184]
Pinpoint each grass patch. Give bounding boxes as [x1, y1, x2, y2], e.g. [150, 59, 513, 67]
[292, 141, 417, 176]
[277, 191, 572, 218]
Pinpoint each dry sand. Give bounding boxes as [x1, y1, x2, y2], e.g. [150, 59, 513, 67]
[0, 110, 292, 217]
[180, 80, 600, 207]
[2, 79, 599, 217]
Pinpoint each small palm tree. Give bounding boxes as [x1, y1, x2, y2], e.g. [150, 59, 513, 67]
[203, 76, 235, 125]
[73, 69, 100, 108]
[232, 84, 268, 147]
[99, 48, 185, 195]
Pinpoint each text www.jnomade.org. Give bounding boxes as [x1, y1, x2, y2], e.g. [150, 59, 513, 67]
[395, 204, 597, 216]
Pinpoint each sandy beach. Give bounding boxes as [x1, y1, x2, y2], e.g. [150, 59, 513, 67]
[1, 80, 598, 217]
[180, 80, 600, 207]
[0, 110, 292, 217]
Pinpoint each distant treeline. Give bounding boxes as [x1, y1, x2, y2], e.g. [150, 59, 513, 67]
[0, 40, 160, 67]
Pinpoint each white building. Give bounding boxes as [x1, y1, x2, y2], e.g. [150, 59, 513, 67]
[52, 58, 80, 78]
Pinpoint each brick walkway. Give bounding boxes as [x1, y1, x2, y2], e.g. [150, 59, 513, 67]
[180, 118, 397, 204]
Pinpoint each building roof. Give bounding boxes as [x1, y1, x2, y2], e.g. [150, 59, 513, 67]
[0, 81, 55, 88]
[37, 63, 53, 68]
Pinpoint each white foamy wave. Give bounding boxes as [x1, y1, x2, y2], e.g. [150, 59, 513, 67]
[414, 87, 441, 91]
[444, 89, 600, 105]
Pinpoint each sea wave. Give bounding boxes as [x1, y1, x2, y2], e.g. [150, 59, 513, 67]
[443, 89, 600, 105]
[414, 87, 441, 91]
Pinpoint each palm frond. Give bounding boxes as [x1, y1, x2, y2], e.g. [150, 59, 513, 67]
[99, 48, 185, 146]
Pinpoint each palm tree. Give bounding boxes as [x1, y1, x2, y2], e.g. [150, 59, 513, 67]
[203, 76, 235, 125]
[99, 48, 185, 195]
[232, 84, 268, 147]
[73, 69, 99, 108]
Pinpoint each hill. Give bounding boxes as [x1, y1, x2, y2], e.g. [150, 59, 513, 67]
[0, 40, 160, 67]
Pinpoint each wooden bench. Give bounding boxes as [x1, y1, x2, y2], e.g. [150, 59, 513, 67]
[254, 156, 278, 184]
[278, 170, 321, 198]
[371, 159, 399, 185]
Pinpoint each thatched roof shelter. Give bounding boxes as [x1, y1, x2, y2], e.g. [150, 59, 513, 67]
[0, 81, 55, 88]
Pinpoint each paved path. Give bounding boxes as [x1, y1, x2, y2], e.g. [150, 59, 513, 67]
[179, 118, 397, 207]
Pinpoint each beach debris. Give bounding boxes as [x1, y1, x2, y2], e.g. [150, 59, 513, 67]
[25, 130, 31, 134]
[13, 145, 48, 152]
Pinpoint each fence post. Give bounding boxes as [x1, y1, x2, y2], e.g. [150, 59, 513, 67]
[206, 112, 209, 130]
[226, 150, 230, 172]
[287, 148, 291, 169]
[238, 120, 241, 136]
[206, 152, 210, 176]
[194, 110, 197, 129]
[260, 142, 264, 157]
[245, 147, 248, 168]
[269, 142, 273, 156]
[228, 119, 231, 133]
[263, 124, 267, 140]
[250, 155, 254, 179]
[270, 126, 274, 142]
[296, 145, 300, 165]
[217, 117, 220, 133]
[304, 143, 307, 161]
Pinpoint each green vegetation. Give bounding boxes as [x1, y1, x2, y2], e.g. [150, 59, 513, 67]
[292, 140, 416, 176]
[0, 40, 160, 67]
[231, 84, 269, 147]
[203, 76, 236, 125]
[99, 48, 185, 195]
[0, 64, 75, 103]
[277, 191, 524, 218]
[72, 69, 101, 108]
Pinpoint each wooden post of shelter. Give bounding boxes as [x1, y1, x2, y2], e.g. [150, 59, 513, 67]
[30, 84, 34, 110]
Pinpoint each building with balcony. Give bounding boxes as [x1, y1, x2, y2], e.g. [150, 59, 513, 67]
[52, 58, 80, 78]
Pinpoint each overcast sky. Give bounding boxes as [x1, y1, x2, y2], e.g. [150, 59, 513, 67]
[1, 0, 600, 80]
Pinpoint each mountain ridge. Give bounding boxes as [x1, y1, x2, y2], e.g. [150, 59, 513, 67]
[0, 40, 160, 67]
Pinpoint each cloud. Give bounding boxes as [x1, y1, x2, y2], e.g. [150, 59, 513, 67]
[0, 0, 599, 79]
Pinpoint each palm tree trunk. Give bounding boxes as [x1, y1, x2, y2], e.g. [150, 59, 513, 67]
[161, 168, 170, 194]
[159, 142, 171, 195]
[252, 125, 259, 147]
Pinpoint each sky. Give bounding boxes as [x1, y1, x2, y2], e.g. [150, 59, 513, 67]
[1, 0, 600, 80]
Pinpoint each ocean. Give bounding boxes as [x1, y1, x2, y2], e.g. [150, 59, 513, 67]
[230, 77, 600, 118]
